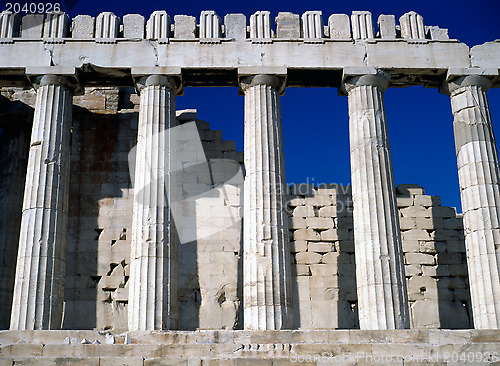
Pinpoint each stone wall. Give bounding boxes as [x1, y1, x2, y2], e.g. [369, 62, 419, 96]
[0, 87, 471, 331]
[287, 183, 471, 329]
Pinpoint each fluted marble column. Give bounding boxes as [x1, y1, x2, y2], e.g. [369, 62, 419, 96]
[10, 75, 73, 330]
[442, 75, 500, 329]
[240, 74, 293, 330]
[343, 72, 410, 329]
[128, 75, 179, 330]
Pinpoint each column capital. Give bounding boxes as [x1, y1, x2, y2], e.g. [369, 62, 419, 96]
[239, 74, 286, 95]
[440, 74, 493, 96]
[340, 69, 390, 95]
[135, 74, 182, 95]
[32, 74, 80, 94]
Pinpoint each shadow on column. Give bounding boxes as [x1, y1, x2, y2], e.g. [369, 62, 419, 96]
[336, 185, 359, 329]
[430, 205, 473, 329]
[0, 95, 32, 329]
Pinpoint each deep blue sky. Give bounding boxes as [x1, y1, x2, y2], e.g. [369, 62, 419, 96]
[66, 0, 499, 212]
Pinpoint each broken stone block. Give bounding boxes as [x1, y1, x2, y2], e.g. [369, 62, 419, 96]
[396, 196, 413, 207]
[224, 14, 246, 40]
[335, 240, 354, 252]
[401, 240, 420, 253]
[413, 217, 439, 230]
[402, 229, 431, 241]
[449, 264, 468, 277]
[420, 240, 447, 254]
[289, 216, 306, 229]
[413, 195, 441, 207]
[427, 26, 449, 40]
[275, 12, 300, 39]
[287, 196, 306, 207]
[430, 206, 456, 218]
[437, 252, 463, 265]
[295, 252, 322, 264]
[72, 16, 95, 38]
[422, 265, 450, 277]
[174, 15, 196, 38]
[21, 14, 44, 38]
[321, 251, 339, 264]
[305, 194, 332, 206]
[318, 206, 337, 217]
[404, 264, 422, 276]
[377, 14, 396, 39]
[408, 276, 438, 300]
[405, 252, 435, 265]
[293, 205, 314, 218]
[328, 14, 350, 39]
[411, 299, 440, 328]
[446, 240, 465, 252]
[123, 14, 145, 39]
[440, 301, 470, 328]
[400, 206, 430, 218]
[320, 228, 337, 241]
[308, 242, 334, 253]
[306, 217, 334, 230]
[397, 184, 425, 195]
[293, 228, 321, 241]
[293, 264, 311, 276]
[290, 183, 315, 196]
[290, 240, 307, 252]
[444, 218, 463, 230]
[399, 217, 416, 230]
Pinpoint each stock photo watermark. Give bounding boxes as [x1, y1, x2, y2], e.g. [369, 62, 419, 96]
[127, 121, 351, 244]
[2, 0, 80, 34]
[3, 0, 78, 13]
[128, 121, 244, 244]
[289, 351, 500, 364]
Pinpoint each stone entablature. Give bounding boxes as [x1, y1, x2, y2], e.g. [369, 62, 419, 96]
[0, 10, 498, 89]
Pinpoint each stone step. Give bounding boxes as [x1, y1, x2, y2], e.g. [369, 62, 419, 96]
[1, 330, 500, 365]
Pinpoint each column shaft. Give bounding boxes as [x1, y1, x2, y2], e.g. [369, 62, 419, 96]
[344, 73, 409, 329]
[10, 75, 73, 330]
[128, 75, 178, 330]
[241, 74, 293, 330]
[446, 75, 500, 329]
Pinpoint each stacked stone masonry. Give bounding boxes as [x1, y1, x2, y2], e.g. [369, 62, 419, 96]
[1, 8, 500, 364]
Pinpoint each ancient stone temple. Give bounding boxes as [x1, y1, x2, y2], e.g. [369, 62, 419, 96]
[0, 8, 500, 365]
